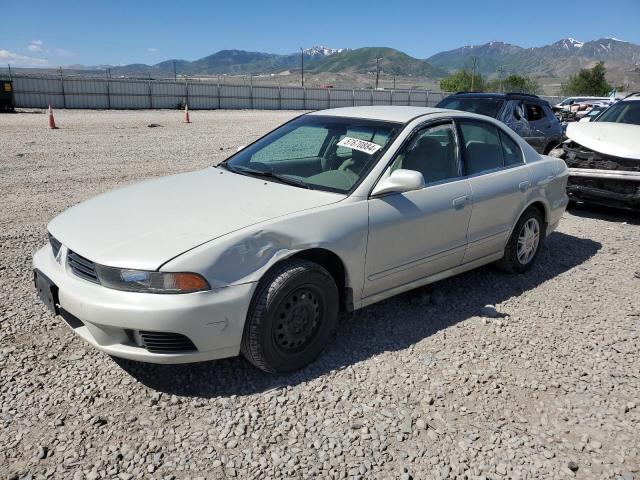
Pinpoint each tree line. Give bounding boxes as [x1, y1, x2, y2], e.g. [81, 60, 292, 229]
[439, 62, 614, 96]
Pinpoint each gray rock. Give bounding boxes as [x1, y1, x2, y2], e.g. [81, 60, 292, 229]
[480, 305, 500, 318]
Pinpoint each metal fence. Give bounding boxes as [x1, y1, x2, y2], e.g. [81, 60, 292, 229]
[5, 73, 563, 110]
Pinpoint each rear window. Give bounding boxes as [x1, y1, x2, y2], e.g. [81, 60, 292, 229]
[437, 97, 505, 118]
[459, 121, 504, 174]
[525, 103, 546, 121]
[499, 131, 523, 166]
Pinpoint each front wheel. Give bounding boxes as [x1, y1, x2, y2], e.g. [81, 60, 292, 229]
[496, 207, 546, 273]
[241, 259, 339, 373]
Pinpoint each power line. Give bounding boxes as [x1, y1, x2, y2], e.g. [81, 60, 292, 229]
[300, 47, 304, 87]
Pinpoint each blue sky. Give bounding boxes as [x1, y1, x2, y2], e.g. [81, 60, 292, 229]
[2, 0, 640, 67]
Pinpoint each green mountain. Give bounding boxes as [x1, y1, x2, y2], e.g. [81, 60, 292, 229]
[308, 47, 446, 78]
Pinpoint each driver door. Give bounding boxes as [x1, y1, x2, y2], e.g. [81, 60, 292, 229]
[363, 122, 472, 299]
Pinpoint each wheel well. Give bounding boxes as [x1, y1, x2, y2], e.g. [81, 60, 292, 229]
[527, 201, 548, 224]
[289, 248, 350, 312]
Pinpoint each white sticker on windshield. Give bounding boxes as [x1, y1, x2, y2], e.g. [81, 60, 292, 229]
[337, 137, 382, 155]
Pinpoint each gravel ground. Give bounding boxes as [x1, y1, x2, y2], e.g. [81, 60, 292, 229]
[1, 109, 639, 480]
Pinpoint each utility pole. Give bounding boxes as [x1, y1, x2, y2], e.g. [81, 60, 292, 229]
[7, 64, 12, 81]
[300, 47, 304, 87]
[173, 61, 177, 80]
[471, 56, 477, 91]
[498, 65, 505, 92]
[375, 57, 382, 89]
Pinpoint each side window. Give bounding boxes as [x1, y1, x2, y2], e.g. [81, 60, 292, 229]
[391, 122, 459, 184]
[525, 102, 545, 121]
[498, 130, 524, 166]
[459, 121, 504, 175]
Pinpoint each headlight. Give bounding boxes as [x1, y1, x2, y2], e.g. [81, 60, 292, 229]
[94, 265, 210, 294]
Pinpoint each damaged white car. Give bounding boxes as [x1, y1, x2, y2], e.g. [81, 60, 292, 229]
[551, 93, 640, 210]
[34, 106, 568, 373]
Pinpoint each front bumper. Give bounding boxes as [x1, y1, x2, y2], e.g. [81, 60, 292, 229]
[33, 245, 256, 364]
[567, 168, 640, 209]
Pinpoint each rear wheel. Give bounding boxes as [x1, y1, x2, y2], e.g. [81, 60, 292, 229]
[241, 259, 339, 373]
[496, 207, 545, 273]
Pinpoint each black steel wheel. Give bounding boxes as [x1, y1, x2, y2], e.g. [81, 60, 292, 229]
[241, 259, 339, 373]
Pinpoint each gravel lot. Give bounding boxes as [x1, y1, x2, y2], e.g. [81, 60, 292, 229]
[1, 109, 639, 480]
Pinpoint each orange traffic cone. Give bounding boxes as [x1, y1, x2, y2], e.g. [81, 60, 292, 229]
[183, 104, 191, 123]
[48, 104, 58, 129]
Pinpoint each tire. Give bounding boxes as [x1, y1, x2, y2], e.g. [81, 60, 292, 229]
[496, 207, 546, 273]
[241, 259, 339, 373]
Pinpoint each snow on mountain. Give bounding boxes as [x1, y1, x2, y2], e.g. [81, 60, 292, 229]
[302, 45, 350, 57]
[554, 38, 584, 51]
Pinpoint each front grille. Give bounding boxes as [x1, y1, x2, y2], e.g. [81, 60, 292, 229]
[139, 331, 197, 354]
[564, 142, 640, 172]
[48, 233, 62, 258]
[67, 250, 99, 283]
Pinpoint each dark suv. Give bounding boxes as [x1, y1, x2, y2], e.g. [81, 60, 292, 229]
[436, 92, 563, 154]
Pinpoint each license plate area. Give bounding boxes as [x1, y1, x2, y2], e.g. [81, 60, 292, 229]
[34, 269, 59, 315]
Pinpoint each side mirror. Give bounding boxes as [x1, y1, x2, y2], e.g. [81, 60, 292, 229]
[371, 169, 425, 196]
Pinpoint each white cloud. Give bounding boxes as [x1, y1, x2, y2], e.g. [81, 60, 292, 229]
[0, 49, 49, 66]
[55, 48, 73, 57]
[27, 40, 44, 52]
[147, 48, 158, 53]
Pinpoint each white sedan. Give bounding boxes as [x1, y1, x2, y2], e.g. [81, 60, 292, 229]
[33, 106, 569, 372]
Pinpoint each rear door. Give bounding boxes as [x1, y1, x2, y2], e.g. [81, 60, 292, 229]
[523, 101, 550, 152]
[457, 119, 531, 263]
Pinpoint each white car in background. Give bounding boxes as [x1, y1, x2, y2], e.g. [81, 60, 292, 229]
[552, 92, 640, 210]
[34, 106, 569, 373]
[553, 96, 611, 112]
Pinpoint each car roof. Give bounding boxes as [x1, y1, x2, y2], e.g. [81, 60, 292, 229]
[621, 92, 640, 101]
[446, 92, 542, 101]
[307, 106, 449, 123]
[307, 105, 521, 125]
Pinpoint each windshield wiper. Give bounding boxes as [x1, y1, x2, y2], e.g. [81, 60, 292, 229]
[232, 166, 313, 189]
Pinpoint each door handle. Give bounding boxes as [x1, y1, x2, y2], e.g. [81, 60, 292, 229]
[518, 181, 531, 192]
[452, 195, 469, 210]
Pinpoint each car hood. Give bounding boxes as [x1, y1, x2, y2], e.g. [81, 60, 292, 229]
[566, 122, 640, 160]
[48, 167, 344, 270]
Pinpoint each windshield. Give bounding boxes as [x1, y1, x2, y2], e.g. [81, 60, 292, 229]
[595, 101, 640, 125]
[224, 115, 400, 193]
[437, 97, 505, 118]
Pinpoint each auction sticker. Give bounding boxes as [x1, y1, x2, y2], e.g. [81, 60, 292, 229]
[337, 137, 382, 155]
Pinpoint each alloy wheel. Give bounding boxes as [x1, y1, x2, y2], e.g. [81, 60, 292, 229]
[516, 218, 540, 265]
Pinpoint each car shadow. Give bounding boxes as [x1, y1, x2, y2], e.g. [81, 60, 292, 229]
[568, 203, 640, 225]
[114, 231, 601, 398]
